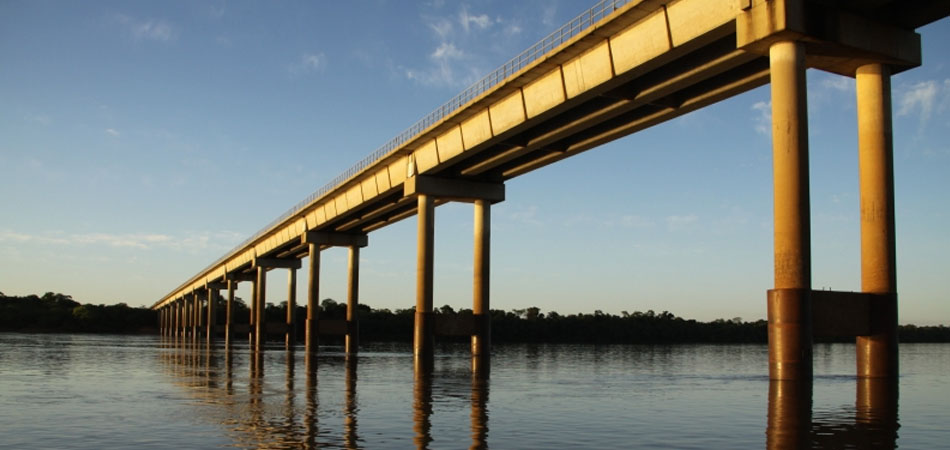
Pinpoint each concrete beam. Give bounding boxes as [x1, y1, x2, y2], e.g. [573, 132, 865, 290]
[225, 272, 256, 282]
[404, 175, 505, 204]
[252, 257, 302, 270]
[737, 0, 922, 75]
[302, 231, 368, 248]
[205, 281, 228, 290]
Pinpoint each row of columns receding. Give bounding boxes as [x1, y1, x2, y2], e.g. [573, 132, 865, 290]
[158, 194, 496, 372]
[161, 38, 899, 381]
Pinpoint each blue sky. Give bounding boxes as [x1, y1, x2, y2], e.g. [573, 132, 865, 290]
[1, 1, 948, 325]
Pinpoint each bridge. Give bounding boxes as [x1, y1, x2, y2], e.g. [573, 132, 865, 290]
[152, 0, 949, 381]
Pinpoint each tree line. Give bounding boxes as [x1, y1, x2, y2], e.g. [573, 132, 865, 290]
[2, 292, 948, 343]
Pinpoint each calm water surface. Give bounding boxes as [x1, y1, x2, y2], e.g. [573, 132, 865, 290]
[1, 333, 948, 449]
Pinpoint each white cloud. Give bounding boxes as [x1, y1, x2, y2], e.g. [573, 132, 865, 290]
[0, 230, 243, 252]
[429, 18, 453, 39]
[289, 52, 327, 76]
[897, 79, 949, 120]
[751, 100, 771, 136]
[115, 14, 176, 42]
[105, 128, 120, 137]
[459, 7, 493, 33]
[820, 74, 855, 93]
[406, 42, 472, 87]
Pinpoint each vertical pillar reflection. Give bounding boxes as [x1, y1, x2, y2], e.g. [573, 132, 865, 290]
[344, 356, 359, 449]
[413, 368, 433, 449]
[766, 380, 812, 449]
[470, 363, 490, 449]
[855, 377, 899, 448]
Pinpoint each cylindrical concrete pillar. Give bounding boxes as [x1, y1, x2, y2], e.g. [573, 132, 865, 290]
[287, 268, 297, 348]
[768, 40, 812, 381]
[192, 295, 200, 339]
[226, 280, 235, 346]
[207, 287, 216, 342]
[472, 199, 491, 359]
[256, 266, 267, 349]
[346, 246, 360, 354]
[249, 279, 257, 345]
[306, 243, 320, 354]
[414, 194, 436, 363]
[856, 63, 899, 378]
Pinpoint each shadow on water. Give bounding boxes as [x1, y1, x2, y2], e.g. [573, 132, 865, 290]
[158, 336, 900, 449]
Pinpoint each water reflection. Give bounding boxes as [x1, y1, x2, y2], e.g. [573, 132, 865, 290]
[157, 336, 903, 449]
[159, 337, 492, 449]
[767, 378, 899, 449]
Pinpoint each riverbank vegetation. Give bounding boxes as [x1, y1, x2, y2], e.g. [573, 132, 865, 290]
[2, 292, 948, 343]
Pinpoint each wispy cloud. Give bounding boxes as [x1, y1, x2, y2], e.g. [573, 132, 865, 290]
[751, 100, 771, 136]
[0, 230, 243, 252]
[897, 79, 949, 121]
[459, 7, 493, 33]
[820, 74, 855, 93]
[405, 6, 498, 88]
[288, 52, 327, 76]
[114, 14, 176, 42]
[105, 128, 120, 137]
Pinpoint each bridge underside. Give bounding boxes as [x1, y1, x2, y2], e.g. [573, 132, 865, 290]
[155, 0, 948, 381]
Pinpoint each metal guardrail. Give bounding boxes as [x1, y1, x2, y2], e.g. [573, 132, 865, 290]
[163, 0, 631, 303]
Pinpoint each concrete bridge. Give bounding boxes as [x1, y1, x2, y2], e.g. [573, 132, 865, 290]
[152, 0, 949, 381]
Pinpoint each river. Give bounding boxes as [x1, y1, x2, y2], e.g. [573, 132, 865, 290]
[1, 333, 947, 449]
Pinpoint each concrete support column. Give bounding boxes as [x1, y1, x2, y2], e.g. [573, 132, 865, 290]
[856, 63, 898, 378]
[287, 268, 297, 348]
[226, 280, 235, 345]
[175, 300, 181, 338]
[192, 295, 200, 339]
[767, 40, 812, 381]
[255, 266, 267, 349]
[414, 194, 435, 366]
[346, 246, 360, 354]
[206, 287, 217, 342]
[249, 279, 257, 345]
[306, 243, 320, 354]
[471, 199, 491, 360]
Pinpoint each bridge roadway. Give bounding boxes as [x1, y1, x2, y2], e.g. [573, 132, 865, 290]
[153, 0, 949, 380]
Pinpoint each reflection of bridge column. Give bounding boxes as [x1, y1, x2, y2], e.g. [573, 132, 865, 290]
[405, 176, 504, 369]
[767, 40, 812, 381]
[856, 63, 898, 379]
[856, 377, 899, 446]
[344, 356, 359, 448]
[470, 366, 489, 449]
[413, 368, 433, 449]
[766, 380, 812, 449]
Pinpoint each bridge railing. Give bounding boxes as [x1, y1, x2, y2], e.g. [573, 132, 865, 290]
[170, 0, 631, 301]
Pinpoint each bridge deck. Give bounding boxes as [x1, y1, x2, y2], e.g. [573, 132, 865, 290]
[154, 0, 947, 309]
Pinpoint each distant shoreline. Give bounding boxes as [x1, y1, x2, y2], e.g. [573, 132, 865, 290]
[3, 292, 948, 343]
